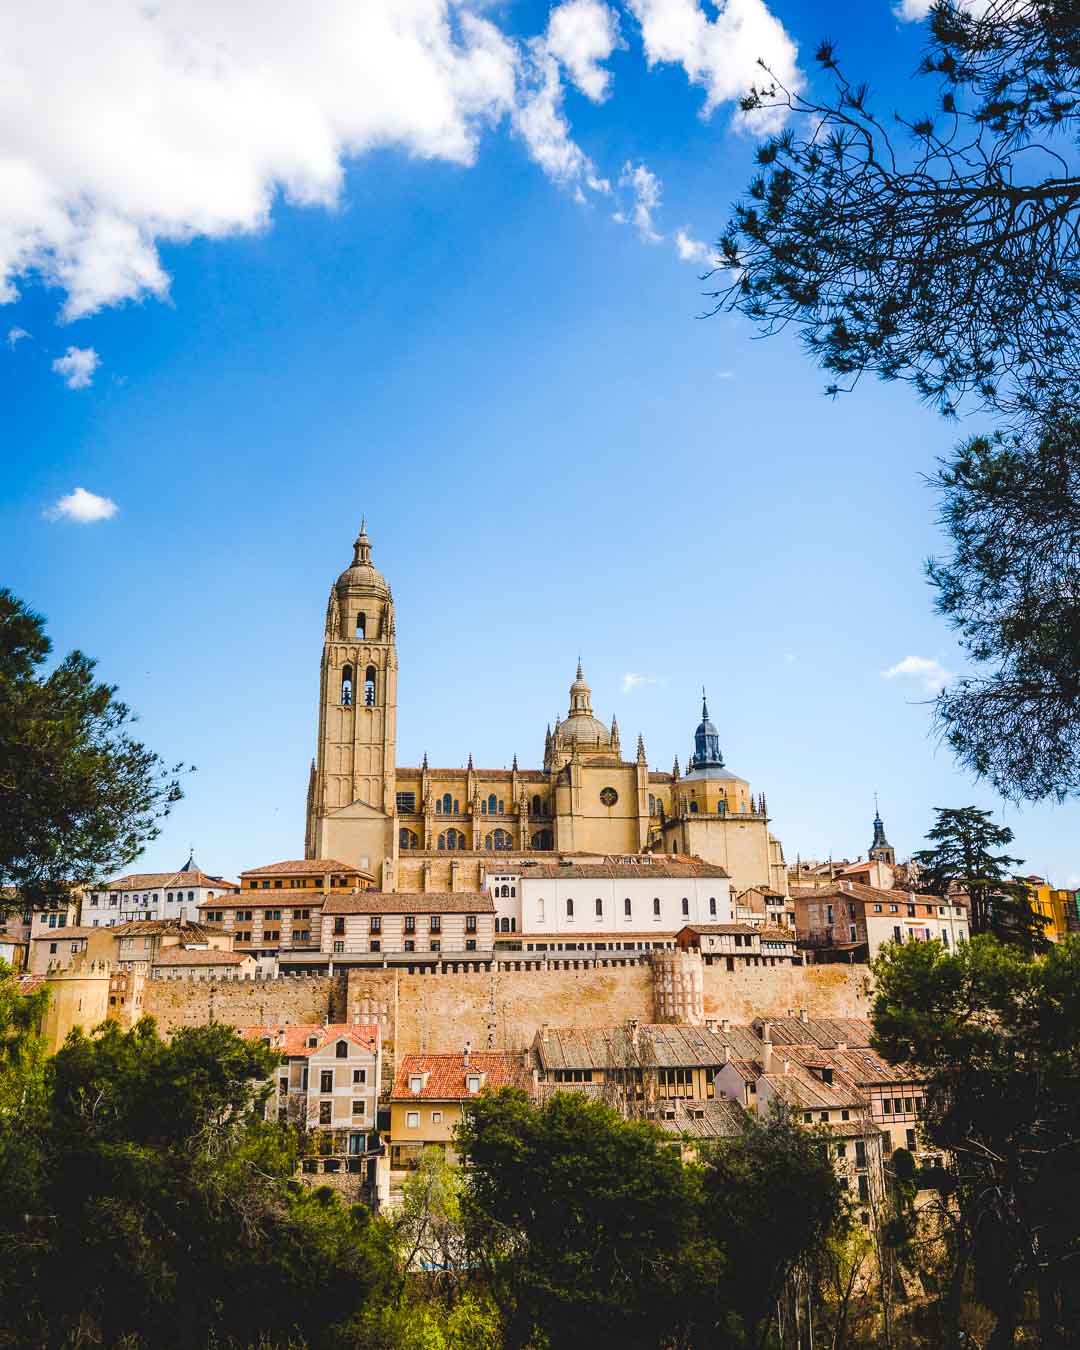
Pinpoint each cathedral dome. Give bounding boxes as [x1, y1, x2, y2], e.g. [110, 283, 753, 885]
[336, 523, 389, 595]
[558, 714, 612, 748]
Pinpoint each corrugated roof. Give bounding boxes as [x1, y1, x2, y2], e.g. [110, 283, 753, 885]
[392, 1052, 532, 1100]
[240, 1023, 380, 1056]
[322, 891, 494, 915]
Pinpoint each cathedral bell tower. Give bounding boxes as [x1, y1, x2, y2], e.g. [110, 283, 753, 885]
[305, 523, 397, 866]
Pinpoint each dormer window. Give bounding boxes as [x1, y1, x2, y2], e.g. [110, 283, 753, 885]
[409, 1074, 423, 1094]
[307, 1036, 319, 1049]
[336, 1040, 349, 1059]
[466, 1074, 481, 1093]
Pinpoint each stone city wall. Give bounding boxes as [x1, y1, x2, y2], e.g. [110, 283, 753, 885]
[140, 971, 345, 1033]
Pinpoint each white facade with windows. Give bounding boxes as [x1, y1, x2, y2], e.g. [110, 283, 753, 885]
[84, 857, 231, 927]
[485, 861, 733, 949]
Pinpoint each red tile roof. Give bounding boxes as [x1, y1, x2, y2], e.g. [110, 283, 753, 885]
[520, 861, 730, 880]
[322, 891, 494, 915]
[101, 870, 234, 891]
[240, 1023, 380, 1056]
[392, 1052, 532, 1100]
[153, 948, 251, 967]
[240, 859, 369, 877]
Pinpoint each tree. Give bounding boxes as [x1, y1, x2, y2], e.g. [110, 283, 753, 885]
[0, 589, 182, 908]
[699, 1103, 845, 1349]
[929, 418, 1080, 802]
[456, 1087, 723, 1349]
[712, 3, 1080, 803]
[872, 935, 1080, 1348]
[714, 0, 1080, 420]
[0, 1010, 403, 1348]
[913, 805, 1048, 950]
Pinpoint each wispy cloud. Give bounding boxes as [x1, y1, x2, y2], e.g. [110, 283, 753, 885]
[674, 228, 718, 266]
[882, 654, 953, 693]
[615, 161, 662, 241]
[51, 346, 100, 389]
[44, 486, 119, 524]
[7, 326, 30, 347]
[621, 672, 665, 692]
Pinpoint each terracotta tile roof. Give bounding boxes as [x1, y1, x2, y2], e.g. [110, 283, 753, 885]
[761, 1062, 867, 1111]
[780, 1045, 922, 1088]
[14, 974, 47, 995]
[653, 1098, 749, 1139]
[520, 861, 730, 880]
[322, 891, 495, 915]
[240, 859, 364, 877]
[759, 926, 797, 941]
[240, 1023, 380, 1056]
[109, 919, 225, 939]
[101, 870, 234, 891]
[31, 927, 97, 941]
[679, 923, 760, 936]
[755, 1017, 874, 1050]
[199, 892, 330, 908]
[392, 1052, 532, 1100]
[536, 1023, 764, 1071]
[792, 881, 949, 908]
[152, 948, 251, 967]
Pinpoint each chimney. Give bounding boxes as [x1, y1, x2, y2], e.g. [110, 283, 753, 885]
[705, 1017, 718, 1033]
[179, 909, 188, 928]
[721, 1017, 731, 1033]
[722, 1043, 731, 1064]
[463, 1040, 471, 1068]
[760, 1019, 772, 1042]
[799, 1007, 809, 1024]
[836, 1041, 847, 1052]
[540, 1023, 550, 1043]
[762, 1040, 773, 1074]
[783, 1059, 791, 1075]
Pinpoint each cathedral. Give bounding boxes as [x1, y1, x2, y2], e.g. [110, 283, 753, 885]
[304, 525, 788, 897]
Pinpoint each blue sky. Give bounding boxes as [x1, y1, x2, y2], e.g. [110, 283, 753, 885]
[4, 0, 1078, 887]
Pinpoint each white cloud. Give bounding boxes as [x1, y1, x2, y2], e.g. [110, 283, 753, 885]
[617, 161, 662, 241]
[674, 227, 717, 266]
[51, 345, 101, 388]
[6, 326, 30, 347]
[44, 486, 118, 523]
[893, 0, 988, 21]
[716, 369, 734, 379]
[621, 672, 665, 692]
[626, 0, 801, 131]
[547, 0, 621, 101]
[882, 655, 954, 693]
[513, 41, 610, 195]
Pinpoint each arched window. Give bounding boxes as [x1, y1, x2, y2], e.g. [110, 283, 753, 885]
[454, 800, 460, 814]
[595, 898, 603, 917]
[531, 794, 542, 816]
[446, 828, 465, 850]
[341, 664, 353, 706]
[624, 897, 631, 917]
[435, 799, 442, 815]
[487, 793, 497, 815]
[649, 794, 655, 815]
[709, 896, 717, 916]
[566, 898, 574, 917]
[531, 830, 553, 850]
[481, 800, 487, 814]
[437, 833, 446, 850]
[510, 886, 516, 898]
[484, 833, 492, 849]
[364, 665, 376, 707]
[499, 917, 510, 933]
[511, 917, 517, 932]
[498, 884, 509, 898]
[689, 801, 699, 814]
[681, 897, 689, 916]
[442, 793, 453, 815]
[399, 828, 418, 851]
[653, 897, 661, 916]
[492, 829, 512, 851]
[717, 799, 726, 815]
[498, 800, 504, 815]
[355, 612, 365, 638]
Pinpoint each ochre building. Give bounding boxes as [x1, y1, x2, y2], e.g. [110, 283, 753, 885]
[304, 525, 788, 897]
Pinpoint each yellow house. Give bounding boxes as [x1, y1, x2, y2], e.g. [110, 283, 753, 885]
[1017, 876, 1072, 942]
[389, 1048, 533, 1171]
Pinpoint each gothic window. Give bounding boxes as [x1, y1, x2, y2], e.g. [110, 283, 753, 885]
[487, 793, 497, 815]
[341, 665, 353, 706]
[364, 665, 376, 706]
[437, 833, 445, 850]
[649, 794, 656, 815]
[454, 800, 460, 814]
[481, 801, 487, 814]
[531, 794, 542, 816]
[566, 898, 574, 917]
[498, 800, 504, 815]
[531, 829, 553, 850]
[355, 612, 365, 639]
[442, 793, 453, 815]
[399, 828, 418, 851]
[446, 828, 465, 850]
[492, 829, 512, 851]
[484, 834, 492, 849]
[435, 800, 442, 815]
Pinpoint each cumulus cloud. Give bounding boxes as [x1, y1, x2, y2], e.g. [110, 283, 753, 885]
[44, 486, 118, 523]
[7, 326, 30, 347]
[626, 0, 801, 131]
[547, 0, 621, 101]
[616, 161, 662, 240]
[513, 41, 610, 195]
[882, 655, 954, 693]
[51, 346, 101, 389]
[621, 672, 665, 692]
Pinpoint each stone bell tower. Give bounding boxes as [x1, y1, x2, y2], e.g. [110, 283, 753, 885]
[305, 522, 397, 872]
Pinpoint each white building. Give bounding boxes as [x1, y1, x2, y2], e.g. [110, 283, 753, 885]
[84, 852, 233, 926]
[485, 858, 733, 955]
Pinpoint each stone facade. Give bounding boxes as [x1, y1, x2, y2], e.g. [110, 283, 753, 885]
[304, 526, 789, 897]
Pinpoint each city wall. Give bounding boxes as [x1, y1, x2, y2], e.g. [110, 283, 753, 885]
[141, 972, 344, 1032]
